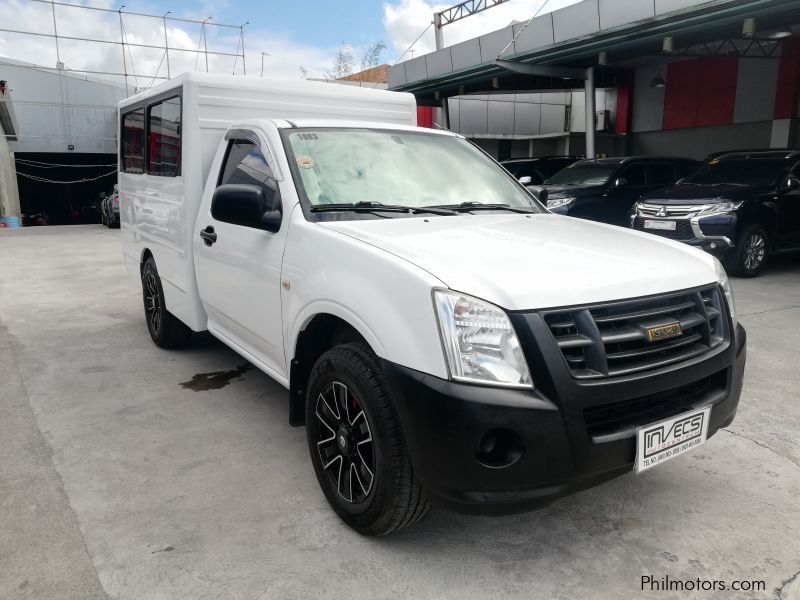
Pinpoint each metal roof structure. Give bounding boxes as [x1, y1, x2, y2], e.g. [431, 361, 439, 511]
[389, 0, 800, 103]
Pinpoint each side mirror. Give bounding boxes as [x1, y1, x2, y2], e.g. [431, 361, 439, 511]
[528, 185, 548, 204]
[785, 176, 800, 191]
[613, 177, 629, 188]
[211, 183, 282, 233]
[518, 176, 532, 185]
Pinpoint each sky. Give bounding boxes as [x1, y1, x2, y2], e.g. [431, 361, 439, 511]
[0, 0, 578, 86]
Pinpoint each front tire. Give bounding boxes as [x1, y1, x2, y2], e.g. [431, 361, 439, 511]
[727, 224, 768, 277]
[141, 257, 191, 348]
[306, 344, 428, 536]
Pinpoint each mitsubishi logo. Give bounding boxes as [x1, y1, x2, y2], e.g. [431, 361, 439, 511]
[656, 206, 668, 217]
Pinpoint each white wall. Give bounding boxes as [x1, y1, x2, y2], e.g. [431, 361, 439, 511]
[447, 89, 614, 138]
[0, 118, 20, 218]
[1, 60, 127, 154]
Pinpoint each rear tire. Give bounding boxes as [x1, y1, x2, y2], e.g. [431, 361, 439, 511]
[306, 344, 428, 536]
[727, 224, 768, 278]
[141, 257, 191, 348]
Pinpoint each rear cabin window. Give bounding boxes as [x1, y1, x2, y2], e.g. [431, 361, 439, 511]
[147, 96, 181, 176]
[121, 108, 145, 173]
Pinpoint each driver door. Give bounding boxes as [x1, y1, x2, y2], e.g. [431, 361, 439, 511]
[609, 162, 647, 226]
[195, 136, 288, 379]
[776, 160, 800, 248]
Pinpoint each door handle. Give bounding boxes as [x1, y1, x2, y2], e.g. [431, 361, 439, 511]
[200, 225, 217, 246]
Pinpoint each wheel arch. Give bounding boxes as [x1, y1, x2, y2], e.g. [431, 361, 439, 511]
[738, 203, 777, 247]
[289, 312, 375, 427]
[139, 247, 153, 275]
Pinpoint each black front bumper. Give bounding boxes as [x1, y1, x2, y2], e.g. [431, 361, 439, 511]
[383, 323, 746, 515]
[632, 214, 737, 257]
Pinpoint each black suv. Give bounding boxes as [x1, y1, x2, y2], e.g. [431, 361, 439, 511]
[541, 156, 699, 227]
[501, 156, 581, 184]
[632, 150, 800, 277]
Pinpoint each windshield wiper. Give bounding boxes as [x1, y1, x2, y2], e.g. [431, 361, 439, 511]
[425, 201, 536, 214]
[310, 202, 456, 215]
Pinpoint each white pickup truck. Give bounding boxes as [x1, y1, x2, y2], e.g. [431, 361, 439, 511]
[120, 73, 746, 535]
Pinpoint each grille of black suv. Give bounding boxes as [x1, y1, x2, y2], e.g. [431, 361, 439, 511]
[633, 216, 694, 240]
[583, 370, 726, 439]
[543, 285, 727, 379]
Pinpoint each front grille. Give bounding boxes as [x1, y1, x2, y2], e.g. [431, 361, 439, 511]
[583, 370, 726, 438]
[543, 285, 727, 379]
[633, 216, 694, 240]
[637, 203, 705, 217]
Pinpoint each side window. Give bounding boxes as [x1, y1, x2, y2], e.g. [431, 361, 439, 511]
[147, 96, 181, 176]
[677, 161, 700, 179]
[214, 139, 278, 227]
[121, 108, 145, 173]
[219, 140, 276, 192]
[648, 162, 677, 187]
[619, 163, 647, 187]
[511, 164, 543, 183]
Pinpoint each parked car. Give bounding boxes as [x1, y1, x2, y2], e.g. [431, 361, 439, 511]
[101, 184, 120, 227]
[501, 156, 581, 184]
[121, 73, 745, 536]
[632, 150, 800, 277]
[541, 156, 700, 226]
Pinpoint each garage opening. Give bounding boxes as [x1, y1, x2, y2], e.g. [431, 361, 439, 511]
[15, 152, 117, 226]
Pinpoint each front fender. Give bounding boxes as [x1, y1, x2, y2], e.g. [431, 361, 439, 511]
[288, 299, 387, 360]
[280, 211, 449, 380]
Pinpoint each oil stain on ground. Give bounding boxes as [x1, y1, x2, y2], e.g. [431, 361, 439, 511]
[179, 364, 251, 392]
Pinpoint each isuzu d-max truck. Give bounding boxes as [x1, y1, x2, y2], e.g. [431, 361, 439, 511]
[120, 73, 746, 536]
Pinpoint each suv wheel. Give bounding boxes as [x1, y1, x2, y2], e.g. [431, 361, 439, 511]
[728, 224, 768, 277]
[306, 344, 428, 536]
[141, 257, 192, 348]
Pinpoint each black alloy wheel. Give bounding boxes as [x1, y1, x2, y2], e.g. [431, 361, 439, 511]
[315, 380, 375, 504]
[143, 265, 163, 335]
[306, 344, 428, 535]
[141, 257, 191, 348]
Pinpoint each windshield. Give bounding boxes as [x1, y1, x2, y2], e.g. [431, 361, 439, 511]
[283, 129, 543, 212]
[544, 163, 616, 186]
[682, 159, 785, 187]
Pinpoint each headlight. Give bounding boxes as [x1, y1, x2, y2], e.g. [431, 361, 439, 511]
[433, 290, 532, 388]
[698, 201, 742, 216]
[714, 258, 737, 329]
[547, 196, 574, 209]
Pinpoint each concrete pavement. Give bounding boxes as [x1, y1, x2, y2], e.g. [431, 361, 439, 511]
[1, 225, 798, 600]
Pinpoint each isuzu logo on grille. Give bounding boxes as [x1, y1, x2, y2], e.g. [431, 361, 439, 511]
[646, 322, 683, 342]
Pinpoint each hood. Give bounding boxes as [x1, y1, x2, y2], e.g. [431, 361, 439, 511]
[320, 214, 717, 310]
[641, 183, 766, 204]
[542, 184, 605, 199]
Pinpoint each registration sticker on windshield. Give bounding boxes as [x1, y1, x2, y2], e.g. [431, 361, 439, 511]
[297, 155, 315, 169]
